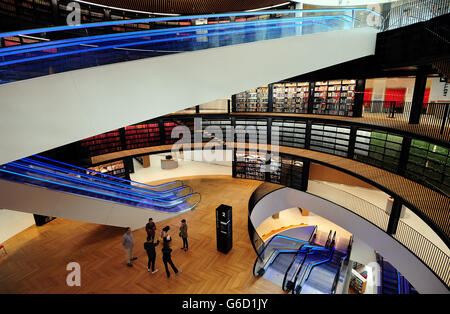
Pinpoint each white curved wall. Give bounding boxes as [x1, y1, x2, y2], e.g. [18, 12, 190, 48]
[250, 187, 449, 294]
[0, 28, 377, 165]
[0, 179, 181, 231]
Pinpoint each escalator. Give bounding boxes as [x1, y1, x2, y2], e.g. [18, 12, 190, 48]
[0, 155, 201, 227]
[377, 253, 419, 294]
[253, 231, 326, 287]
[0, 9, 379, 165]
[290, 231, 348, 294]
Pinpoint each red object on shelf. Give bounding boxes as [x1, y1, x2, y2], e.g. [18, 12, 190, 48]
[0, 244, 6, 255]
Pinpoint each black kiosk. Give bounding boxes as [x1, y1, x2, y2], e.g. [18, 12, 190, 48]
[216, 204, 232, 253]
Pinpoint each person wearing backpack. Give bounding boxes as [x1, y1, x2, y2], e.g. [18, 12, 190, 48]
[161, 226, 181, 278]
[144, 237, 160, 274]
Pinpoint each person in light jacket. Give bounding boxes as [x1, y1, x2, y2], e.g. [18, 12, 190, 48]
[179, 219, 188, 251]
[122, 227, 137, 267]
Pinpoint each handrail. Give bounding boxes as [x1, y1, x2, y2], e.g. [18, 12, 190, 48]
[282, 227, 317, 291]
[295, 246, 336, 294]
[308, 180, 450, 288]
[282, 244, 309, 291]
[33, 155, 184, 191]
[325, 230, 332, 248]
[331, 236, 353, 294]
[5, 161, 188, 202]
[0, 8, 380, 39]
[382, 0, 450, 31]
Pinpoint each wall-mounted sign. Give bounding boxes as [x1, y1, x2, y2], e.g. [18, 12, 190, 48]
[430, 77, 450, 101]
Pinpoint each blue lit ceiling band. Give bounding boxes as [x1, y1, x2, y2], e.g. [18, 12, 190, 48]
[0, 15, 341, 57]
[0, 168, 185, 209]
[6, 162, 185, 203]
[21, 157, 184, 197]
[0, 8, 379, 39]
[0, 20, 335, 67]
[33, 155, 181, 190]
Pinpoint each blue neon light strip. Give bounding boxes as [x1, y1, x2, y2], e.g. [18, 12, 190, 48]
[33, 155, 179, 190]
[20, 157, 183, 197]
[0, 168, 184, 209]
[0, 16, 342, 56]
[397, 270, 401, 294]
[0, 20, 334, 67]
[6, 162, 184, 203]
[0, 8, 379, 39]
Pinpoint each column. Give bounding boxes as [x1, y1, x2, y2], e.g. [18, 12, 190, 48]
[353, 79, 366, 117]
[397, 137, 411, 176]
[409, 69, 428, 124]
[307, 82, 315, 114]
[386, 197, 402, 235]
[300, 159, 310, 192]
[267, 84, 274, 112]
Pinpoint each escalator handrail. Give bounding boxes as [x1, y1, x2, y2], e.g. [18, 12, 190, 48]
[253, 234, 308, 276]
[5, 161, 189, 203]
[325, 230, 332, 248]
[0, 8, 378, 39]
[0, 168, 199, 209]
[32, 155, 184, 190]
[309, 225, 318, 243]
[283, 226, 319, 291]
[296, 246, 336, 293]
[21, 157, 185, 196]
[282, 243, 310, 291]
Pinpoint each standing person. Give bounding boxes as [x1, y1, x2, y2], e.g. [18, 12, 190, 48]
[179, 219, 188, 251]
[161, 226, 181, 278]
[144, 237, 159, 274]
[122, 227, 137, 267]
[146, 218, 156, 241]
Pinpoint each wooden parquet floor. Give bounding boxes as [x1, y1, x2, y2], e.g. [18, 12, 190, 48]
[0, 176, 283, 294]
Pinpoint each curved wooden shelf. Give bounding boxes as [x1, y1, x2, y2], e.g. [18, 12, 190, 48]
[91, 141, 450, 243]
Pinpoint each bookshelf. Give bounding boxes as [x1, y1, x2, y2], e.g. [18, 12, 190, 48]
[273, 82, 309, 113]
[232, 151, 305, 190]
[124, 123, 160, 150]
[310, 123, 351, 157]
[272, 119, 307, 148]
[235, 150, 266, 181]
[80, 130, 122, 157]
[88, 160, 126, 178]
[163, 119, 194, 145]
[313, 80, 356, 116]
[350, 269, 367, 294]
[235, 86, 269, 112]
[235, 118, 268, 144]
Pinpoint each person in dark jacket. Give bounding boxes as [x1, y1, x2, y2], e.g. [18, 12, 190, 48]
[145, 218, 156, 241]
[161, 226, 181, 278]
[179, 219, 188, 251]
[144, 238, 160, 274]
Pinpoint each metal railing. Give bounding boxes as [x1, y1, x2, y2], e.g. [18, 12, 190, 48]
[307, 180, 450, 288]
[382, 0, 450, 31]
